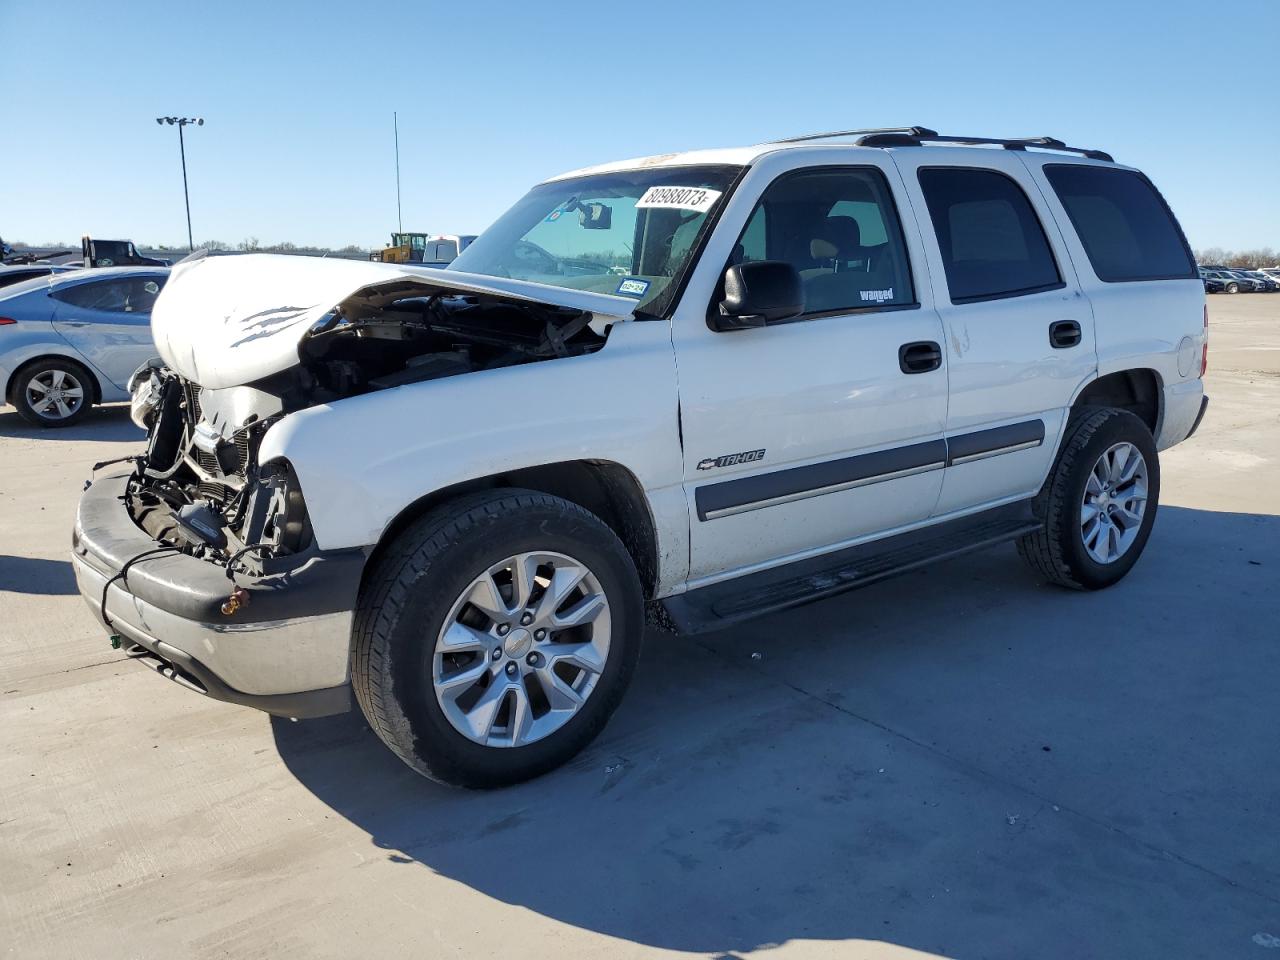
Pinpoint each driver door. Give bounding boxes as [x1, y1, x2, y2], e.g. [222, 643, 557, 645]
[671, 160, 949, 584]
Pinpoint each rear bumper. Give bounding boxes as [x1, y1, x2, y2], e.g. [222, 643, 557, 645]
[1185, 394, 1209, 442]
[1156, 379, 1207, 451]
[72, 472, 364, 718]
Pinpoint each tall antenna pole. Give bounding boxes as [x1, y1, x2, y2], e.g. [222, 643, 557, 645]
[394, 112, 402, 233]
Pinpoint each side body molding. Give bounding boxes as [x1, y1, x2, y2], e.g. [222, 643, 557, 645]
[696, 420, 1046, 522]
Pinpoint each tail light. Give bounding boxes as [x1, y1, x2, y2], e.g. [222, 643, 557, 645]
[0, 317, 16, 326]
[1200, 304, 1209, 377]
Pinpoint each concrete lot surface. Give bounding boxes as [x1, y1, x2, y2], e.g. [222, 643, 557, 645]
[2, 297, 1278, 959]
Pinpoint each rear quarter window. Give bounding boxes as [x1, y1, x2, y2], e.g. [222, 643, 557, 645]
[1043, 165, 1195, 282]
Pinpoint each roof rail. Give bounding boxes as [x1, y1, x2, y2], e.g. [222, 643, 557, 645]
[854, 131, 1113, 162]
[774, 126, 939, 144]
[773, 127, 1113, 162]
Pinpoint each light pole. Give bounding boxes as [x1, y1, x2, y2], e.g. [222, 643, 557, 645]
[155, 116, 204, 251]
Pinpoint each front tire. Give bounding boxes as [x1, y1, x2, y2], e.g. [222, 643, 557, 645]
[1226, 282, 1239, 294]
[1017, 408, 1160, 590]
[351, 490, 644, 788]
[10, 357, 94, 427]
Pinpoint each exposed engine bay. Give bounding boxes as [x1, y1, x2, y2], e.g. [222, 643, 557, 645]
[123, 286, 608, 572]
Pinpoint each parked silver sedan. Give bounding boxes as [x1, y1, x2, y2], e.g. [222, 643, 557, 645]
[0, 267, 167, 427]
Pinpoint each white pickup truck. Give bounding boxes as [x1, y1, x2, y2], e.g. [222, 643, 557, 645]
[73, 127, 1209, 787]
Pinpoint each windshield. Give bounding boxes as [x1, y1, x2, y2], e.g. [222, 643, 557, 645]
[450, 165, 740, 316]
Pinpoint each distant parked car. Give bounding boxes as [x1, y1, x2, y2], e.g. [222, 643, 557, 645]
[0, 266, 168, 426]
[1236, 269, 1280, 292]
[1226, 270, 1263, 292]
[426, 234, 477, 267]
[0, 263, 81, 290]
[1198, 268, 1225, 294]
[1200, 269, 1252, 294]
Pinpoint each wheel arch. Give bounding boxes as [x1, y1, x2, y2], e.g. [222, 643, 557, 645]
[5, 352, 103, 405]
[360, 459, 661, 601]
[1070, 368, 1163, 437]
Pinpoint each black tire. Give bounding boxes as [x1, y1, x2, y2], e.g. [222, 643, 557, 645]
[1017, 408, 1160, 590]
[1226, 282, 1239, 294]
[9, 357, 95, 427]
[351, 489, 644, 788]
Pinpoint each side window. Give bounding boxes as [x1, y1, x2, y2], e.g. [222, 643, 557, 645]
[124, 276, 165, 313]
[51, 279, 129, 312]
[1043, 165, 1195, 282]
[918, 167, 1062, 303]
[731, 167, 915, 315]
[737, 206, 767, 262]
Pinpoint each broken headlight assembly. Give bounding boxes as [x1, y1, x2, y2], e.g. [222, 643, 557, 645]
[127, 358, 169, 430]
[236, 459, 312, 565]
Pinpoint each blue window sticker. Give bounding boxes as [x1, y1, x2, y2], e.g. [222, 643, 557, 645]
[544, 209, 563, 223]
[616, 278, 650, 298]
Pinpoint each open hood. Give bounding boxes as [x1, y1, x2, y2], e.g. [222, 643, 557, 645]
[151, 253, 636, 389]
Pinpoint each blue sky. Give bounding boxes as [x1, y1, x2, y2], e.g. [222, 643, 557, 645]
[2, 0, 1276, 252]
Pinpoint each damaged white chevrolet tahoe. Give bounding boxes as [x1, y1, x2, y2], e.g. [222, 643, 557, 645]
[73, 127, 1209, 787]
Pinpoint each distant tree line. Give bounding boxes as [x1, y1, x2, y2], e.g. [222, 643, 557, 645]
[192, 238, 372, 258]
[8, 239, 372, 259]
[1194, 247, 1279, 269]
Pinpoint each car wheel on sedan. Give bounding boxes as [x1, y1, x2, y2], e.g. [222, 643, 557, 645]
[1225, 281, 1239, 294]
[351, 489, 644, 788]
[1017, 408, 1160, 591]
[10, 357, 94, 427]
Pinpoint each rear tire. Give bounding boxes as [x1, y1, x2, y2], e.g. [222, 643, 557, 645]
[9, 357, 94, 427]
[1017, 408, 1160, 590]
[1226, 282, 1239, 294]
[351, 489, 644, 788]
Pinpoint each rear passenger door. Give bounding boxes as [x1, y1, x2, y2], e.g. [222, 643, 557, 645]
[1020, 159, 1204, 444]
[891, 150, 1096, 516]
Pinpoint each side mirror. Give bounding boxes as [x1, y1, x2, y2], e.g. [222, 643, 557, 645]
[711, 261, 803, 332]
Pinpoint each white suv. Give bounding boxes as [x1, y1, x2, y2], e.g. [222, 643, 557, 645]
[73, 127, 1209, 786]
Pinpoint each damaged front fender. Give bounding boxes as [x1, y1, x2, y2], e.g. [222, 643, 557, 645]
[254, 316, 688, 588]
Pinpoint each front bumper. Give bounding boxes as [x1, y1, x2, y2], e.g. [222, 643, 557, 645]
[72, 472, 365, 718]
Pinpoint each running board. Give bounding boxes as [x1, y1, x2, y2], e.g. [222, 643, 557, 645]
[662, 501, 1041, 634]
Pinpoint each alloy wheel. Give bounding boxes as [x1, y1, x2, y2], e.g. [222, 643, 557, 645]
[432, 551, 612, 748]
[25, 368, 85, 421]
[1080, 441, 1149, 564]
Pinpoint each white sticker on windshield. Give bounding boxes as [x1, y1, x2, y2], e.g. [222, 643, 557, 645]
[860, 287, 895, 303]
[635, 186, 722, 213]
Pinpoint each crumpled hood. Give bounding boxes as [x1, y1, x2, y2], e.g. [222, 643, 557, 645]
[150, 253, 635, 389]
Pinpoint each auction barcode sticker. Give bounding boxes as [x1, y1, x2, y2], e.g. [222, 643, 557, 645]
[635, 186, 722, 213]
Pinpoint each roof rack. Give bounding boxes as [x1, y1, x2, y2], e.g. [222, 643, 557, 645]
[774, 126, 940, 144]
[776, 127, 1113, 163]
